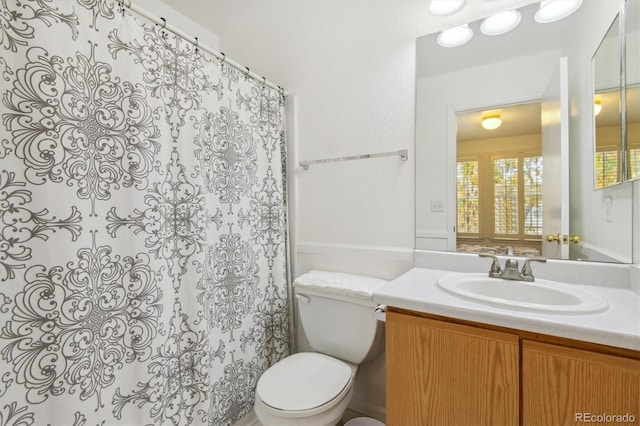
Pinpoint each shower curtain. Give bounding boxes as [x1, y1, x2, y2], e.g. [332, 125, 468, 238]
[0, 1, 290, 424]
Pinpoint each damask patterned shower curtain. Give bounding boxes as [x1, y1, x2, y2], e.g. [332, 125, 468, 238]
[0, 1, 290, 424]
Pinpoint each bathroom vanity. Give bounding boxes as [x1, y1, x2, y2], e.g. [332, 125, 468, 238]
[374, 262, 640, 426]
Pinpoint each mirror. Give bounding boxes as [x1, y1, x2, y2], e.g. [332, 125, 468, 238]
[415, 0, 634, 263]
[627, 0, 640, 181]
[592, 14, 622, 190]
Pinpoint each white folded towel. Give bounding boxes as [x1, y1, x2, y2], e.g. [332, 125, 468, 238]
[294, 270, 387, 300]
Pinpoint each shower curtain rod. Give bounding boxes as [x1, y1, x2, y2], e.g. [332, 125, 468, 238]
[117, 0, 286, 94]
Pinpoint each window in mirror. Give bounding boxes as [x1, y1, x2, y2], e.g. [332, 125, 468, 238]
[494, 157, 520, 236]
[492, 155, 543, 238]
[456, 160, 480, 235]
[523, 156, 543, 236]
[594, 150, 620, 189]
[630, 147, 640, 178]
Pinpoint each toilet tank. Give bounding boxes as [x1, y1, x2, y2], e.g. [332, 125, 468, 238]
[294, 271, 386, 364]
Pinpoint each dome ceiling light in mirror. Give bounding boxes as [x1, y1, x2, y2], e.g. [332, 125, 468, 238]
[534, 0, 583, 23]
[481, 10, 522, 35]
[481, 114, 502, 130]
[437, 24, 473, 47]
[428, 0, 466, 16]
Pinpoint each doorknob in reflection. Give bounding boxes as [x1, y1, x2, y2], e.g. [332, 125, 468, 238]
[546, 234, 581, 244]
[546, 234, 561, 243]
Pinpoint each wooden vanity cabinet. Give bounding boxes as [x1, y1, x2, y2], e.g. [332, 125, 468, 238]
[522, 340, 640, 426]
[386, 311, 520, 426]
[386, 309, 640, 426]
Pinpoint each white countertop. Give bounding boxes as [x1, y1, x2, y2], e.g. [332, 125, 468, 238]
[373, 267, 640, 351]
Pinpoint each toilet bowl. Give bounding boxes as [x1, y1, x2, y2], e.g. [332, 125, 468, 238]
[254, 352, 356, 426]
[254, 271, 386, 426]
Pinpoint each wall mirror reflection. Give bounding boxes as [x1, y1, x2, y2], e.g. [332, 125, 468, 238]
[627, 0, 640, 181]
[592, 13, 622, 190]
[415, 0, 633, 263]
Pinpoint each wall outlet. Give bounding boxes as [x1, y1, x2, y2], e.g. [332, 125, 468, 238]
[430, 200, 444, 212]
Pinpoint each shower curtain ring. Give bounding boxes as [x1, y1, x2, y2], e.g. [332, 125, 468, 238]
[261, 76, 266, 88]
[159, 17, 167, 37]
[120, 0, 131, 16]
[218, 52, 226, 65]
[194, 36, 199, 53]
[244, 67, 251, 80]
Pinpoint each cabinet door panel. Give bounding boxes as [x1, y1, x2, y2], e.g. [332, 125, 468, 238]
[523, 340, 640, 426]
[386, 311, 519, 426]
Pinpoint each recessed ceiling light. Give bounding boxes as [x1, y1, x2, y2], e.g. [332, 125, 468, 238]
[481, 10, 521, 36]
[428, 0, 465, 16]
[437, 24, 473, 48]
[534, 0, 583, 23]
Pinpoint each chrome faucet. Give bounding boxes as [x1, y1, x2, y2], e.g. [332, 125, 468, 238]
[479, 253, 546, 282]
[504, 246, 515, 256]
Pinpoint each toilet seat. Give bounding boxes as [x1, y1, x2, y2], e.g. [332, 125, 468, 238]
[257, 352, 353, 412]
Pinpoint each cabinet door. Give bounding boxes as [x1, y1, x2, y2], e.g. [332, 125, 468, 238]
[523, 340, 640, 426]
[386, 311, 519, 426]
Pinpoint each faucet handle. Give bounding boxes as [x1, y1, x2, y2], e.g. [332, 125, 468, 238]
[478, 253, 501, 277]
[521, 257, 547, 282]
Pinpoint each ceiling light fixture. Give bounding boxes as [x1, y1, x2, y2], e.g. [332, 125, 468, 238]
[594, 99, 602, 116]
[534, 0, 583, 24]
[428, 0, 466, 16]
[437, 24, 473, 48]
[481, 114, 502, 130]
[481, 10, 522, 35]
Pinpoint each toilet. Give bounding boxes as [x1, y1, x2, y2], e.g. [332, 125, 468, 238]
[254, 271, 386, 426]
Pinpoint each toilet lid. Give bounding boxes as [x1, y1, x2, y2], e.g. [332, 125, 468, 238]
[257, 352, 352, 411]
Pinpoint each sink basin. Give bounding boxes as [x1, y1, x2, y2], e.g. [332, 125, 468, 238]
[437, 273, 608, 314]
